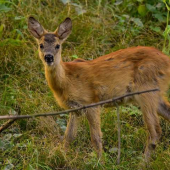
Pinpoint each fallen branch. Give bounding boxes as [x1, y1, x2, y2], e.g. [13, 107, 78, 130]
[0, 119, 17, 133]
[0, 88, 159, 120]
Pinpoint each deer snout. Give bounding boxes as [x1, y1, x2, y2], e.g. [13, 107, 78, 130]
[44, 54, 54, 65]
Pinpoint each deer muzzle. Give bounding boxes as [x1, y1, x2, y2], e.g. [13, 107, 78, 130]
[44, 54, 54, 65]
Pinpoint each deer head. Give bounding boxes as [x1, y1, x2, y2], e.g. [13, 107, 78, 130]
[28, 17, 72, 67]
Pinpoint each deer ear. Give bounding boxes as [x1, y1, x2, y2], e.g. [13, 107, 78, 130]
[28, 17, 45, 39]
[56, 18, 72, 41]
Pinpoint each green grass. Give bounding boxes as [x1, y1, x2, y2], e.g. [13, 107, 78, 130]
[1, 0, 170, 169]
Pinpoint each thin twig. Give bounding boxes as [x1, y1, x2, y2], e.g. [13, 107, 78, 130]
[0, 88, 159, 120]
[115, 102, 121, 164]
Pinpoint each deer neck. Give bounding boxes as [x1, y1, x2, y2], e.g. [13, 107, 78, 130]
[44, 53, 66, 95]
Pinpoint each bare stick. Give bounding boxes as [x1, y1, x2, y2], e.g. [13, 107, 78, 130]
[0, 88, 159, 120]
[115, 102, 121, 164]
[0, 119, 16, 133]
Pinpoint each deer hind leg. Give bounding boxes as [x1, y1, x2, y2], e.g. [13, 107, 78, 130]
[135, 93, 162, 161]
[85, 107, 102, 158]
[158, 97, 170, 121]
[64, 112, 80, 149]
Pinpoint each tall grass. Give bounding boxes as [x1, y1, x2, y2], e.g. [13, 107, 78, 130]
[0, 0, 170, 169]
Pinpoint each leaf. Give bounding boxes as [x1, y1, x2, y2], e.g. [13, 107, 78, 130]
[56, 119, 67, 132]
[138, 5, 147, 17]
[131, 18, 144, 28]
[163, 25, 170, 37]
[15, 29, 24, 39]
[146, 4, 156, 12]
[75, 6, 86, 15]
[9, 109, 17, 115]
[3, 163, 14, 170]
[89, 151, 97, 157]
[125, 123, 131, 127]
[26, 164, 35, 170]
[122, 14, 130, 19]
[4, 134, 12, 140]
[153, 13, 166, 22]
[149, 26, 162, 33]
[114, 0, 123, 6]
[0, 4, 11, 13]
[23, 25, 28, 29]
[16, 143, 27, 148]
[109, 147, 118, 153]
[163, 0, 170, 11]
[156, 2, 164, 9]
[13, 134, 22, 138]
[0, 140, 5, 149]
[72, 54, 78, 59]
[0, 24, 4, 38]
[14, 16, 25, 20]
[70, 3, 86, 15]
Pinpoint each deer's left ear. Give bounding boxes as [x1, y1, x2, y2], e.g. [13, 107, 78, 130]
[56, 18, 72, 41]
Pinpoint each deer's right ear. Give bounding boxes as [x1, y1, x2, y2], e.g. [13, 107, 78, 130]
[28, 17, 45, 39]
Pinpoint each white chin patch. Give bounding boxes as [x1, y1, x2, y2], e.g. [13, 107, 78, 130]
[46, 62, 54, 66]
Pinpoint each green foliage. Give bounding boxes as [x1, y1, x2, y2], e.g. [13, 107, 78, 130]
[162, 0, 170, 54]
[0, 0, 170, 169]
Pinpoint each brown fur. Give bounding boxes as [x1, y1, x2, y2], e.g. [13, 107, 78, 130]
[28, 17, 170, 161]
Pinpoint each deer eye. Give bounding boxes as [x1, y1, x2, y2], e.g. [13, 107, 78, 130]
[40, 44, 44, 49]
[55, 44, 60, 49]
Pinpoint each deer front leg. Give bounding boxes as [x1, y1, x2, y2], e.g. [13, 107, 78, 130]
[86, 107, 102, 158]
[64, 112, 79, 149]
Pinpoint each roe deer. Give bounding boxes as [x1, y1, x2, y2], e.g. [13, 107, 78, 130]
[28, 17, 170, 161]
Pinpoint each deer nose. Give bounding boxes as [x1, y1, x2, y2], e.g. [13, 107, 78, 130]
[44, 54, 54, 63]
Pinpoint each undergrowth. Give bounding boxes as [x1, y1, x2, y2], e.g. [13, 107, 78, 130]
[0, 0, 170, 169]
